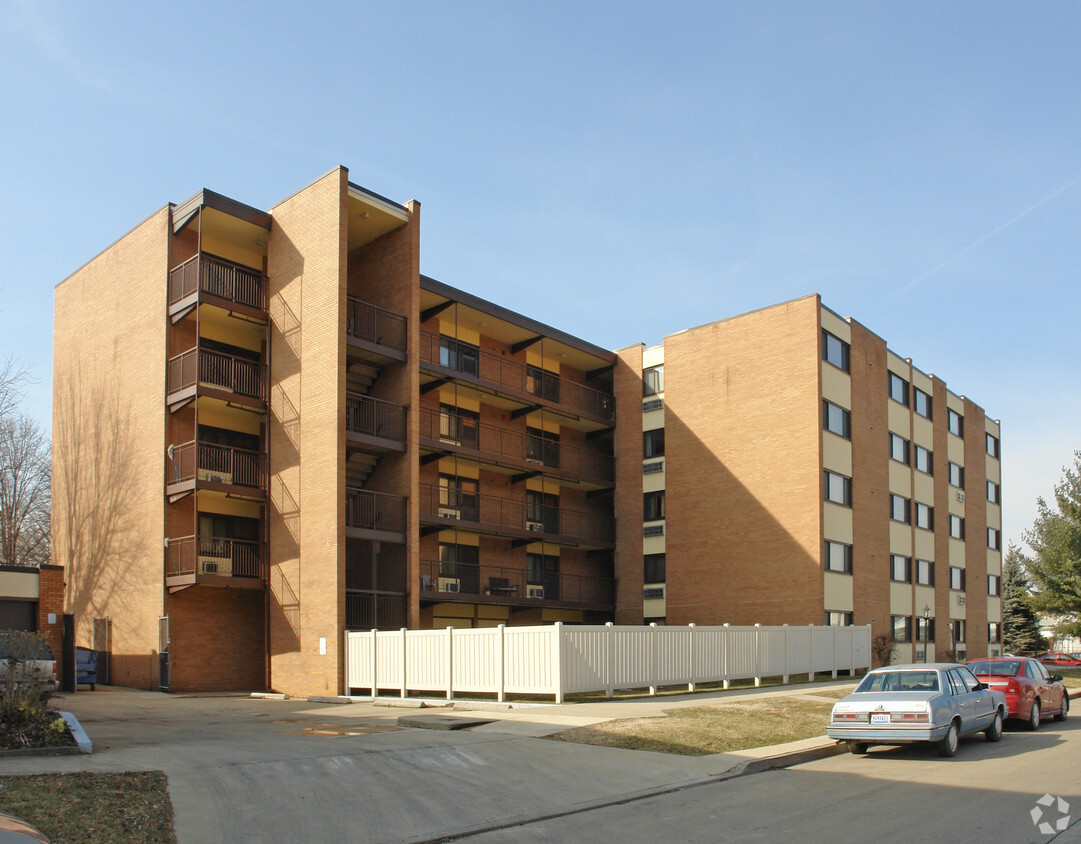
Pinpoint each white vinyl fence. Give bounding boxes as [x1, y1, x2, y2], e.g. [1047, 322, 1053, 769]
[344, 622, 871, 702]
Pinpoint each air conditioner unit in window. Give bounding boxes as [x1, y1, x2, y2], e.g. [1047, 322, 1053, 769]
[438, 577, 461, 593]
[201, 561, 219, 574]
[527, 586, 544, 599]
[526, 521, 545, 532]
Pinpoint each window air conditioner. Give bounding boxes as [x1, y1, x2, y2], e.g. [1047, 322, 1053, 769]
[526, 521, 545, 532]
[438, 577, 461, 593]
[527, 586, 544, 599]
[201, 561, 219, 574]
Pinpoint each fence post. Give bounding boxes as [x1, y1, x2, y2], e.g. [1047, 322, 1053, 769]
[370, 628, 378, 698]
[400, 627, 408, 698]
[832, 625, 838, 679]
[552, 622, 565, 703]
[808, 624, 815, 682]
[754, 623, 762, 688]
[687, 623, 696, 692]
[649, 622, 658, 696]
[446, 626, 454, 701]
[723, 623, 730, 690]
[497, 624, 506, 703]
[851, 627, 858, 676]
[782, 624, 789, 684]
[605, 622, 614, 699]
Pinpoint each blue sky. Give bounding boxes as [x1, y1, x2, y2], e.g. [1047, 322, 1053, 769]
[2, 1, 1078, 550]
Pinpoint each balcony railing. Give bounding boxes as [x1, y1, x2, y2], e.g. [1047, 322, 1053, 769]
[166, 347, 267, 403]
[165, 535, 265, 580]
[419, 332, 614, 422]
[347, 297, 407, 355]
[418, 483, 615, 546]
[167, 440, 267, 491]
[419, 560, 614, 608]
[347, 392, 406, 444]
[346, 487, 406, 534]
[168, 253, 265, 312]
[419, 407, 614, 483]
[345, 590, 407, 630]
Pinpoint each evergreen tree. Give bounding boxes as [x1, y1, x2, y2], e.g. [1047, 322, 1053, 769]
[1001, 545, 1041, 654]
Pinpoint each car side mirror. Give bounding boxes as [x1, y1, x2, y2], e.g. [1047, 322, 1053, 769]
[1051, 674, 1063, 682]
[975, 682, 986, 691]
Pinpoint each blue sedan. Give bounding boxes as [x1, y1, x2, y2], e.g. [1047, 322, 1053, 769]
[827, 663, 1009, 757]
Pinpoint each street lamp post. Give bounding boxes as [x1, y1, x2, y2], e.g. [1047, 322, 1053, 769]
[923, 606, 932, 663]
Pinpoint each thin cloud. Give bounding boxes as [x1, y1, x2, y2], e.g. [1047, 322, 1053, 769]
[901, 174, 1081, 293]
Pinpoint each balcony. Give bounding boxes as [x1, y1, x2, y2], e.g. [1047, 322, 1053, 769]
[347, 297, 407, 362]
[347, 392, 407, 451]
[168, 253, 266, 322]
[419, 560, 614, 611]
[166, 440, 267, 502]
[165, 535, 265, 591]
[419, 332, 615, 424]
[166, 347, 267, 412]
[345, 590, 407, 630]
[418, 483, 615, 547]
[419, 407, 614, 485]
[346, 487, 406, 541]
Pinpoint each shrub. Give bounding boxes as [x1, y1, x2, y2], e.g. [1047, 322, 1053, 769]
[0, 630, 55, 726]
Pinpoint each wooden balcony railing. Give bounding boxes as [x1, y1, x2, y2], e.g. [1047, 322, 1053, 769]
[347, 297, 407, 354]
[420, 332, 614, 423]
[346, 488, 406, 534]
[168, 253, 265, 311]
[347, 393, 406, 444]
[419, 407, 614, 483]
[418, 560, 614, 608]
[165, 535, 265, 580]
[418, 483, 615, 546]
[166, 347, 267, 402]
[345, 590, 407, 630]
[167, 441, 266, 491]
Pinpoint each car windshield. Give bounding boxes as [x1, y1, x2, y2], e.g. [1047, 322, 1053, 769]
[855, 670, 939, 693]
[969, 660, 1021, 676]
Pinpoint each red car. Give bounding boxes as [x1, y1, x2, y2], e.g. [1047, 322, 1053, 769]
[1039, 653, 1081, 667]
[968, 657, 1069, 729]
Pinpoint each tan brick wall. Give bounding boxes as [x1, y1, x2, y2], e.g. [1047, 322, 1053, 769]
[166, 587, 264, 691]
[53, 207, 171, 690]
[35, 565, 66, 679]
[664, 296, 824, 626]
[963, 399, 989, 658]
[613, 345, 644, 623]
[267, 168, 348, 696]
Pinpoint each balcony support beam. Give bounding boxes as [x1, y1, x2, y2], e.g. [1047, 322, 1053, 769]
[586, 427, 614, 441]
[510, 470, 540, 485]
[586, 364, 614, 381]
[420, 451, 449, 466]
[510, 404, 541, 420]
[421, 377, 451, 395]
[420, 300, 455, 323]
[511, 335, 543, 355]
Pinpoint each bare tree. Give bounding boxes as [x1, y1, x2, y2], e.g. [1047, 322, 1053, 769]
[0, 412, 51, 566]
[0, 357, 29, 421]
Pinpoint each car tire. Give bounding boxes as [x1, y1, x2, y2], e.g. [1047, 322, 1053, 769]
[1055, 695, 1069, 722]
[984, 710, 1003, 742]
[1026, 699, 1041, 731]
[846, 741, 868, 755]
[937, 721, 960, 757]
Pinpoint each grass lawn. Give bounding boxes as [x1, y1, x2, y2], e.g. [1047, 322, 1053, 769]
[0, 772, 175, 844]
[549, 688, 853, 756]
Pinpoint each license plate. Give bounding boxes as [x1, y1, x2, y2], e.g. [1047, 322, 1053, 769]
[870, 713, 891, 725]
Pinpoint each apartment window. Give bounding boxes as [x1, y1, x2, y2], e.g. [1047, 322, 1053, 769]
[822, 330, 850, 372]
[890, 494, 911, 524]
[526, 427, 560, 467]
[439, 336, 479, 376]
[892, 615, 912, 642]
[915, 502, 934, 531]
[889, 433, 910, 465]
[643, 365, 664, 396]
[888, 372, 909, 406]
[439, 404, 480, 448]
[526, 553, 559, 596]
[891, 554, 912, 583]
[914, 445, 933, 475]
[948, 409, 964, 437]
[988, 622, 1002, 643]
[823, 400, 851, 439]
[825, 540, 853, 574]
[949, 514, 965, 540]
[527, 365, 560, 403]
[644, 553, 666, 583]
[986, 433, 1000, 458]
[825, 611, 853, 627]
[949, 566, 966, 591]
[988, 574, 1001, 596]
[825, 471, 852, 506]
[438, 543, 479, 586]
[526, 490, 560, 533]
[643, 428, 665, 459]
[438, 474, 480, 521]
[987, 480, 1000, 504]
[948, 462, 965, 489]
[916, 559, 935, 586]
[644, 491, 666, 522]
[913, 388, 932, 419]
[988, 527, 1001, 550]
[916, 616, 935, 642]
[952, 619, 967, 643]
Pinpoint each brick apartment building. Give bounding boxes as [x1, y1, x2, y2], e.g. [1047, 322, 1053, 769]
[52, 167, 1001, 695]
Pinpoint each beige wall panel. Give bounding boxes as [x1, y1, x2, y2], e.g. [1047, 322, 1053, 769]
[890, 582, 913, 615]
[823, 505, 853, 544]
[913, 585, 935, 614]
[642, 597, 666, 617]
[642, 408, 665, 431]
[642, 535, 666, 556]
[912, 416, 934, 447]
[913, 531, 935, 561]
[823, 573, 853, 610]
[949, 538, 966, 565]
[820, 363, 850, 406]
[0, 571, 39, 599]
[642, 471, 665, 494]
[889, 522, 912, 553]
[822, 435, 852, 475]
[947, 436, 965, 465]
[887, 402, 910, 436]
[820, 309, 851, 342]
[642, 346, 664, 368]
[888, 461, 911, 495]
[913, 472, 933, 504]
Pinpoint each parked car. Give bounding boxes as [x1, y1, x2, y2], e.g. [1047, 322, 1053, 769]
[968, 657, 1069, 729]
[0, 631, 57, 693]
[827, 663, 1007, 757]
[1038, 653, 1081, 667]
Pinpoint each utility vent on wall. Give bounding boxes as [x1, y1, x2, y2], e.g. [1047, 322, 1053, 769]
[642, 399, 664, 412]
[957, 491, 966, 502]
[957, 595, 966, 605]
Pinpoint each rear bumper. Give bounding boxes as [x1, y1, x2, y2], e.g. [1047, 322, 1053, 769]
[827, 724, 949, 744]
